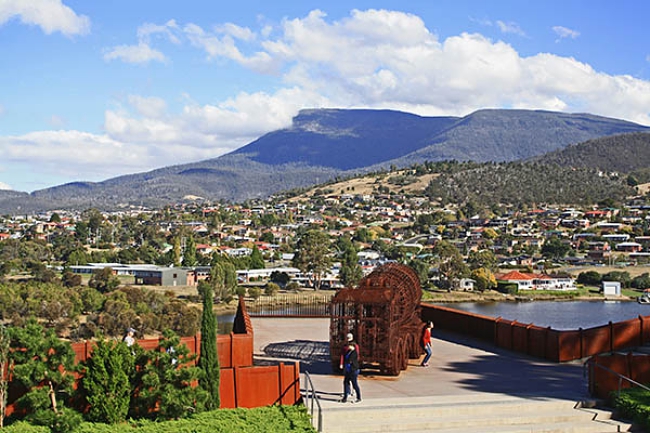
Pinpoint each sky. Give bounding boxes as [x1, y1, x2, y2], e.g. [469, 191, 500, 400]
[1, 0, 650, 193]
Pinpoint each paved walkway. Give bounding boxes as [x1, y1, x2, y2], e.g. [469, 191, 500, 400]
[250, 318, 591, 406]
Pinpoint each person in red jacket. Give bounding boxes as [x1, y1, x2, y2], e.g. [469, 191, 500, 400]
[420, 321, 434, 367]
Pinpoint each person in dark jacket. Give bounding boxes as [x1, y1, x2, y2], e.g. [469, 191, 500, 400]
[340, 334, 362, 403]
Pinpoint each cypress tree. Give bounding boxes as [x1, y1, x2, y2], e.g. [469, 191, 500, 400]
[197, 280, 220, 409]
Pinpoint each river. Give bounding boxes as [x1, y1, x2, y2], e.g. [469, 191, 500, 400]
[439, 300, 650, 330]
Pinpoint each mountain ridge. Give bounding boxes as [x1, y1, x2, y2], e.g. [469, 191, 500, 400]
[1, 108, 648, 213]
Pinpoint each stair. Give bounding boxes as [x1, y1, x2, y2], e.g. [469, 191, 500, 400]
[316, 394, 638, 433]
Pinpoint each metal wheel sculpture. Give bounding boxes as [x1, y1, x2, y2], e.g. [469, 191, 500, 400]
[329, 263, 425, 376]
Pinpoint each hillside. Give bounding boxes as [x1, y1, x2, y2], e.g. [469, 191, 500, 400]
[0, 108, 648, 213]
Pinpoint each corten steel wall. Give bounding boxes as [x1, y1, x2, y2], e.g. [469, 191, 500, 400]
[588, 353, 650, 400]
[421, 303, 650, 363]
[220, 363, 301, 409]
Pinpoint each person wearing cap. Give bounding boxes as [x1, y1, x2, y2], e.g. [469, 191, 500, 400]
[123, 328, 136, 347]
[339, 333, 362, 403]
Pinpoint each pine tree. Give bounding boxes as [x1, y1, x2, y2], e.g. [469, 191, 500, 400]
[8, 319, 82, 431]
[137, 330, 207, 419]
[249, 244, 265, 269]
[197, 280, 220, 409]
[80, 338, 134, 424]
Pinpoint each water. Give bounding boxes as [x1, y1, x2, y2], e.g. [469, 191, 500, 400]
[439, 300, 650, 330]
[217, 313, 235, 334]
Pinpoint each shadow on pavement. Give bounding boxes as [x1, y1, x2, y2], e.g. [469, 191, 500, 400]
[261, 339, 332, 374]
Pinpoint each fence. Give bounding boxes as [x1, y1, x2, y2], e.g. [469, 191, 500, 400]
[246, 293, 333, 317]
[421, 303, 650, 362]
[587, 353, 650, 399]
[4, 297, 302, 418]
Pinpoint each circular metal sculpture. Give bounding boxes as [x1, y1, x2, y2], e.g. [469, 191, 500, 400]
[329, 263, 424, 376]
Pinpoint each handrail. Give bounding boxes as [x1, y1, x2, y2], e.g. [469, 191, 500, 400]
[302, 370, 323, 432]
[585, 358, 650, 398]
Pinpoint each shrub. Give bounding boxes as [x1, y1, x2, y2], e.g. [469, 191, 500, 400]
[613, 387, 650, 430]
[264, 282, 280, 296]
[248, 287, 261, 300]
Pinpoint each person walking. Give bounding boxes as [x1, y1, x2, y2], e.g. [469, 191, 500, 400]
[420, 321, 434, 367]
[340, 333, 362, 403]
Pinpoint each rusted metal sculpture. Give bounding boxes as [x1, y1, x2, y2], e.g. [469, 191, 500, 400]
[329, 263, 424, 376]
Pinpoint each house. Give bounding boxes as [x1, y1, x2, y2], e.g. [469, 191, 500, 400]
[615, 242, 643, 252]
[602, 281, 621, 297]
[495, 271, 576, 291]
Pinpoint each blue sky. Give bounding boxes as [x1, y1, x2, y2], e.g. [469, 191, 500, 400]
[1, 0, 649, 192]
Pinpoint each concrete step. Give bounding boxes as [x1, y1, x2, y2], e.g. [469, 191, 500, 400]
[316, 395, 637, 433]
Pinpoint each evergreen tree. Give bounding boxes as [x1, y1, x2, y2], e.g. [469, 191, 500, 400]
[249, 244, 265, 269]
[182, 236, 197, 267]
[173, 236, 182, 267]
[8, 319, 82, 431]
[197, 280, 220, 410]
[80, 338, 134, 424]
[0, 325, 8, 428]
[339, 239, 363, 288]
[137, 330, 207, 420]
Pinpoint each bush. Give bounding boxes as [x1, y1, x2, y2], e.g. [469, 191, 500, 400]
[285, 281, 300, 292]
[248, 287, 261, 300]
[264, 283, 280, 296]
[613, 387, 650, 430]
[48, 405, 316, 432]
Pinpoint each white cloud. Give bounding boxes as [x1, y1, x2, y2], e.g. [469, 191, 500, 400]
[496, 20, 526, 36]
[103, 42, 166, 64]
[553, 25, 580, 40]
[0, 181, 11, 190]
[181, 8, 648, 124]
[4, 8, 650, 191]
[0, 0, 90, 36]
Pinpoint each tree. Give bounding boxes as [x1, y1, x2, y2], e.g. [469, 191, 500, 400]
[541, 237, 571, 260]
[80, 338, 134, 424]
[471, 267, 497, 291]
[432, 240, 469, 289]
[182, 236, 197, 267]
[249, 244, 265, 269]
[137, 330, 207, 420]
[338, 239, 363, 288]
[467, 250, 497, 271]
[292, 230, 332, 290]
[88, 267, 120, 293]
[632, 273, 650, 290]
[172, 236, 182, 267]
[8, 319, 81, 431]
[576, 271, 602, 286]
[197, 280, 220, 410]
[0, 326, 8, 428]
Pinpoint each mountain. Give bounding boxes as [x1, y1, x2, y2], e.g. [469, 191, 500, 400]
[1, 108, 648, 213]
[532, 131, 650, 173]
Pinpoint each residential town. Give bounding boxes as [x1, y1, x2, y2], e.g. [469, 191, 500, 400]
[2, 182, 650, 294]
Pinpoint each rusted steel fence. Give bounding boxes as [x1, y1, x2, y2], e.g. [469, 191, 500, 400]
[246, 293, 333, 317]
[421, 303, 650, 362]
